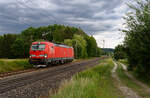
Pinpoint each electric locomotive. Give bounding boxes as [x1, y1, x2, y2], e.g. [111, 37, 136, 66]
[29, 41, 74, 67]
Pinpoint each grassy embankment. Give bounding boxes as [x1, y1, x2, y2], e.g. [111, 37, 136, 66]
[117, 61, 150, 98]
[51, 58, 123, 98]
[0, 59, 32, 73]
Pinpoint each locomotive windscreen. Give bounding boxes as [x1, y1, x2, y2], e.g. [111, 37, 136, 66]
[31, 44, 45, 51]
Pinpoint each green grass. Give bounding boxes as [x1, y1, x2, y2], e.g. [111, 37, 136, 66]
[119, 59, 150, 89]
[117, 63, 150, 98]
[51, 58, 123, 98]
[73, 57, 97, 62]
[130, 71, 150, 88]
[118, 59, 128, 66]
[0, 59, 32, 73]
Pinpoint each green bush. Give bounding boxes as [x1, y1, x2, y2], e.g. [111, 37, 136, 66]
[122, 0, 150, 76]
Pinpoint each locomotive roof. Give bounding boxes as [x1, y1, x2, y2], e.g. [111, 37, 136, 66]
[54, 43, 72, 48]
[32, 41, 73, 48]
[32, 41, 49, 44]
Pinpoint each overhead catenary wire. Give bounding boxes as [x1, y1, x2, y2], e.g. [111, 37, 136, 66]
[16, 0, 57, 41]
[15, 0, 33, 27]
[27, 0, 56, 21]
[16, 0, 56, 26]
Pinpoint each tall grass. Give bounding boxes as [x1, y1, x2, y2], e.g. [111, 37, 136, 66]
[118, 59, 128, 66]
[51, 58, 123, 98]
[0, 59, 32, 73]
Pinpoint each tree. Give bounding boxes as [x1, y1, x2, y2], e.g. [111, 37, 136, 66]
[64, 39, 73, 46]
[1, 34, 17, 58]
[123, 0, 150, 76]
[0, 24, 101, 59]
[11, 38, 25, 58]
[96, 47, 101, 57]
[0, 36, 3, 58]
[114, 45, 126, 60]
[72, 34, 87, 58]
[85, 35, 98, 57]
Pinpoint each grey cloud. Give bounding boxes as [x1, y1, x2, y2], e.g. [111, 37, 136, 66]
[0, 0, 126, 35]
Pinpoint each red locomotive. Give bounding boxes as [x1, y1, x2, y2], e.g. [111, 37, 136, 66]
[29, 41, 74, 67]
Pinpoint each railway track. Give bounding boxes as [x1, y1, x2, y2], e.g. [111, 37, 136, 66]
[0, 59, 91, 78]
[0, 69, 36, 78]
[0, 58, 101, 97]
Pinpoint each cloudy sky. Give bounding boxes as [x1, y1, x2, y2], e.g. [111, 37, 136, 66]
[0, 0, 133, 48]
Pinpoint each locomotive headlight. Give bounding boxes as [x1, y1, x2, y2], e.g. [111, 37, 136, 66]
[39, 54, 47, 58]
[44, 54, 47, 58]
[30, 54, 36, 57]
[39, 55, 45, 57]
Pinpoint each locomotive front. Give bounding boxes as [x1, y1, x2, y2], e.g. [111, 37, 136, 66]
[29, 42, 48, 66]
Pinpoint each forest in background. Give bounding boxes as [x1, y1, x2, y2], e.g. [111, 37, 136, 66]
[0, 24, 101, 59]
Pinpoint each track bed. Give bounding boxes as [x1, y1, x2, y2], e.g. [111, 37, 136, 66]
[0, 58, 101, 98]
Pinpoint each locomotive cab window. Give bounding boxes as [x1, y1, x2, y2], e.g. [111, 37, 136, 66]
[50, 46, 54, 50]
[50, 46, 54, 53]
[32, 44, 45, 50]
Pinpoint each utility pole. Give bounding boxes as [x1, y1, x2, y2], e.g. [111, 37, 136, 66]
[75, 40, 78, 58]
[102, 40, 105, 48]
[96, 47, 97, 57]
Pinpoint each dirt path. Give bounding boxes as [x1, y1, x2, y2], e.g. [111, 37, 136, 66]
[120, 63, 150, 93]
[112, 61, 141, 98]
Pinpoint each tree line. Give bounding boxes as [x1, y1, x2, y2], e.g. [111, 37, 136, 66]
[0, 24, 101, 59]
[114, 0, 150, 78]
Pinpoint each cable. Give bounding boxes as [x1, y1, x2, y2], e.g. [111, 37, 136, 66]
[16, 0, 56, 24]
[29, 0, 56, 20]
